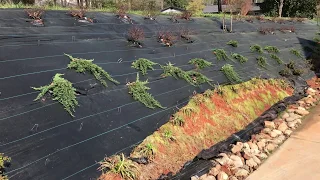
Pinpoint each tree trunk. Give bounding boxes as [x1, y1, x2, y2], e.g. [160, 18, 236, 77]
[230, 10, 233, 32]
[218, 0, 222, 13]
[223, 12, 226, 31]
[279, 0, 284, 17]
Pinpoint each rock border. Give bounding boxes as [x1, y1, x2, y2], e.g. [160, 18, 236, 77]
[191, 87, 319, 180]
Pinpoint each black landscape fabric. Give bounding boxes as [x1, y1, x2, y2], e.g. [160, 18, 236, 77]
[0, 9, 318, 180]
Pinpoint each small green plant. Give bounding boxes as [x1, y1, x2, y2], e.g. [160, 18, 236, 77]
[32, 74, 78, 116]
[188, 58, 213, 69]
[0, 153, 10, 180]
[250, 44, 263, 54]
[221, 64, 243, 84]
[163, 129, 173, 139]
[171, 114, 185, 126]
[203, 89, 214, 98]
[314, 37, 320, 43]
[131, 58, 158, 75]
[292, 68, 304, 76]
[161, 63, 212, 86]
[264, 46, 279, 53]
[287, 60, 295, 69]
[213, 49, 230, 60]
[290, 49, 303, 58]
[227, 40, 238, 47]
[257, 56, 267, 68]
[127, 73, 163, 109]
[270, 54, 283, 64]
[66, 54, 119, 87]
[139, 143, 156, 159]
[279, 68, 292, 77]
[98, 153, 138, 180]
[231, 53, 248, 64]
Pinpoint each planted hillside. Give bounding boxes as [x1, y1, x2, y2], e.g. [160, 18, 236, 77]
[66, 54, 119, 87]
[132, 58, 158, 75]
[32, 73, 78, 116]
[127, 73, 163, 109]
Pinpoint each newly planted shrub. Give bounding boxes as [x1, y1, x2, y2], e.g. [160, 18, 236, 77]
[25, 8, 44, 19]
[231, 53, 248, 64]
[250, 44, 263, 54]
[161, 63, 211, 86]
[171, 114, 185, 126]
[180, 11, 193, 20]
[139, 143, 156, 160]
[188, 58, 213, 69]
[279, 68, 292, 77]
[292, 68, 304, 76]
[69, 8, 86, 19]
[264, 46, 279, 53]
[227, 40, 238, 47]
[132, 58, 157, 75]
[98, 153, 138, 180]
[163, 129, 173, 140]
[257, 56, 267, 68]
[270, 54, 283, 64]
[259, 27, 275, 35]
[287, 60, 296, 69]
[128, 26, 145, 43]
[0, 153, 10, 180]
[221, 64, 243, 84]
[213, 49, 230, 61]
[32, 74, 78, 116]
[127, 73, 163, 109]
[158, 31, 176, 47]
[66, 54, 119, 87]
[290, 49, 303, 58]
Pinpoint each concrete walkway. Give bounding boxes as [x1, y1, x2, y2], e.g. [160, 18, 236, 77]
[247, 106, 320, 180]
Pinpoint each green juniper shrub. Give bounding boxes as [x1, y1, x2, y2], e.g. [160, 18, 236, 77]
[212, 49, 230, 61]
[66, 54, 119, 87]
[279, 68, 292, 77]
[250, 44, 263, 54]
[290, 49, 303, 58]
[287, 60, 296, 69]
[32, 73, 78, 117]
[127, 73, 164, 109]
[131, 58, 158, 75]
[221, 64, 243, 84]
[292, 68, 304, 76]
[270, 54, 283, 64]
[257, 56, 267, 68]
[227, 40, 238, 47]
[264, 46, 279, 53]
[188, 58, 213, 69]
[231, 53, 248, 64]
[161, 62, 212, 86]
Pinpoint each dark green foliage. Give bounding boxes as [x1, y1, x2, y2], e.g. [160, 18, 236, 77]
[314, 37, 320, 43]
[260, 0, 317, 18]
[221, 64, 243, 84]
[279, 68, 292, 77]
[227, 40, 238, 47]
[32, 74, 78, 116]
[231, 53, 248, 64]
[188, 58, 213, 69]
[66, 54, 119, 87]
[287, 60, 296, 69]
[131, 58, 158, 75]
[250, 44, 263, 54]
[290, 49, 303, 58]
[0, 153, 10, 180]
[264, 46, 279, 53]
[257, 56, 267, 68]
[161, 62, 212, 86]
[213, 49, 230, 61]
[164, 0, 188, 8]
[270, 54, 283, 64]
[127, 73, 163, 109]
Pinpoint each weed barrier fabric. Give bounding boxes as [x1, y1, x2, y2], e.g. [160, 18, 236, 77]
[0, 10, 317, 180]
[167, 78, 309, 180]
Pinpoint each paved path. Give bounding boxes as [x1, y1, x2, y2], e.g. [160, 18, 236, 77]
[247, 106, 320, 180]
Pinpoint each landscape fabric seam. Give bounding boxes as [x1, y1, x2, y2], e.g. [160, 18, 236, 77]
[5, 99, 190, 175]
